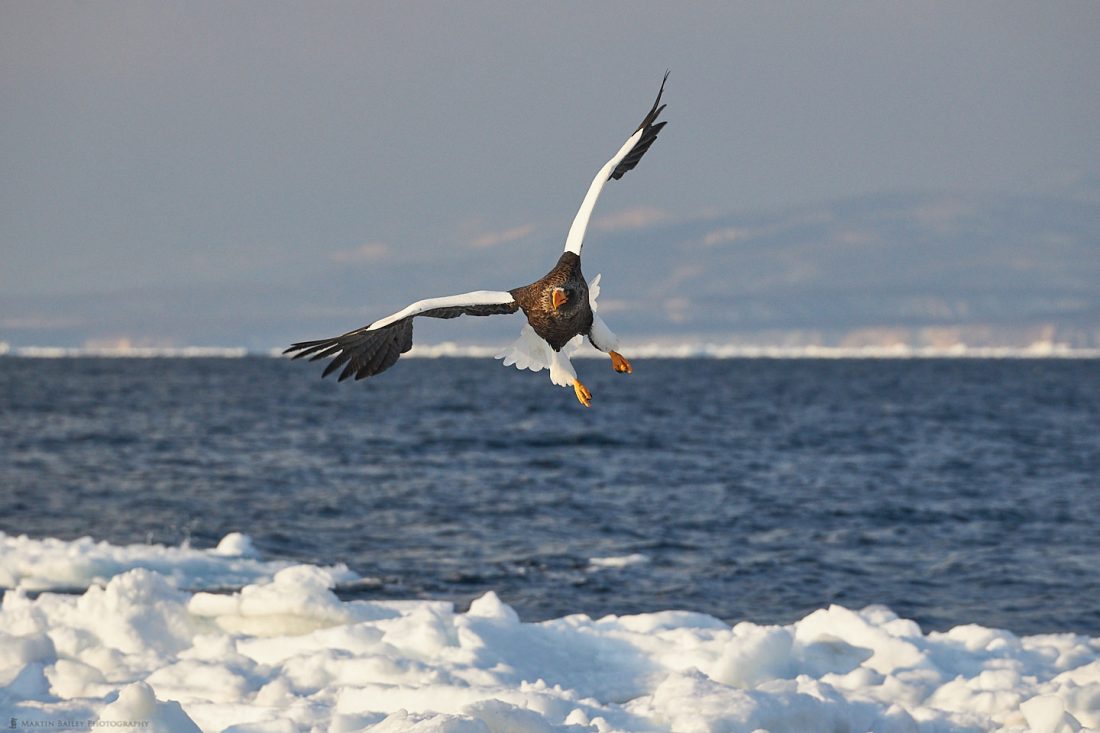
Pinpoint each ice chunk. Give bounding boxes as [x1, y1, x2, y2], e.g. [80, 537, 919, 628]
[98, 682, 202, 733]
[1020, 695, 1083, 733]
[213, 533, 259, 558]
[189, 564, 356, 635]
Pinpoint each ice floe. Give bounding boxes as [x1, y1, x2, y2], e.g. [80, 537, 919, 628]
[8, 341, 1100, 360]
[381, 341, 1100, 360]
[2, 534, 1099, 733]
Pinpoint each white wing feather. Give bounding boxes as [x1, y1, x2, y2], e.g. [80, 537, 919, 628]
[368, 290, 515, 331]
[564, 74, 668, 257]
[563, 132, 645, 256]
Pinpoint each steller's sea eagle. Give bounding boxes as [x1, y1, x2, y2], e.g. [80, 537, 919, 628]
[285, 74, 668, 407]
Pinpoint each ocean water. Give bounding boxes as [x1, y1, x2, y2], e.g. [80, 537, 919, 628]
[1, 356, 1097, 636]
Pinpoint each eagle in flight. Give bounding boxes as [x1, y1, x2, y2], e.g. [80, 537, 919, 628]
[286, 74, 668, 407]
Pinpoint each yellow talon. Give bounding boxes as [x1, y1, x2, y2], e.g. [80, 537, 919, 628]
[573, 379, 592, 407]
[609, 351, 633, 374]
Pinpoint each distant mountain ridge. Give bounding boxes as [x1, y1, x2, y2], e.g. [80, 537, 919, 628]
[584, 189, 1100, 350]
[2, 190, 1098, 351]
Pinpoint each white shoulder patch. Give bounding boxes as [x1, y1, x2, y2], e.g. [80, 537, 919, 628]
[368, 290, 515, 331]
[589, 273, 602, 312]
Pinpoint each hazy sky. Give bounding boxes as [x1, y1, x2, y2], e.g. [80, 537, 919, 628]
[2, 2, 1099, 348]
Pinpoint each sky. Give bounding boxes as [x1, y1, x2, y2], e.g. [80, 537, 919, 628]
[2, 2, 1099, 350]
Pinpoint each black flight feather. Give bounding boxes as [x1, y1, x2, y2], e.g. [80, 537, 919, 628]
[609, 71, 669, 181]
[284, 300, 518, 382]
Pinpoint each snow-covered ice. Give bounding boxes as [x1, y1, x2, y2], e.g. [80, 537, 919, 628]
[7, 341, 1100, 360]
[2, 534, 1099, 733]
[363, 341, 1100, 360]
[0, 532, 353, 592]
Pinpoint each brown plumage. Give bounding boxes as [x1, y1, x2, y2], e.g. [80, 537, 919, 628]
[510, 253, 592, 352]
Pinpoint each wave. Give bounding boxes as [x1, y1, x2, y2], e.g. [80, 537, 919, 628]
[1, 533, 1097, 733]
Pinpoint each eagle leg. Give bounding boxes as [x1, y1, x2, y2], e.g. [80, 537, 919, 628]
[609, 351, 633, 374]
[573, 379, 592, 408]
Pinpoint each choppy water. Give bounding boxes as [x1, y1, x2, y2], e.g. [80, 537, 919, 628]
[1, 356, 1098, 635]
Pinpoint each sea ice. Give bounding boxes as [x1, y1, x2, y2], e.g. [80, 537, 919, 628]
[0, 532, 352, 592]
[2, 534, 1099, 733]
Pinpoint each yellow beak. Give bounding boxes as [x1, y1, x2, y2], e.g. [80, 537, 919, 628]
[551, 289, 568, 310]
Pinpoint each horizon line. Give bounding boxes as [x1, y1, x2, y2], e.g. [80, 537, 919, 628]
[3, 341, 1099, 360]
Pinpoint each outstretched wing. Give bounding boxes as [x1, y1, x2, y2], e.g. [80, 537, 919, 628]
[564, 72, 669, 256]
[285, 290, 518, 382]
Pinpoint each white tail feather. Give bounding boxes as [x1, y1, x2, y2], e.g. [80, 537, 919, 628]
[496, 323, 552, 372]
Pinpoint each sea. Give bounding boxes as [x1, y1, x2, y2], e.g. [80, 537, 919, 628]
[1, 356, 1098, 636]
